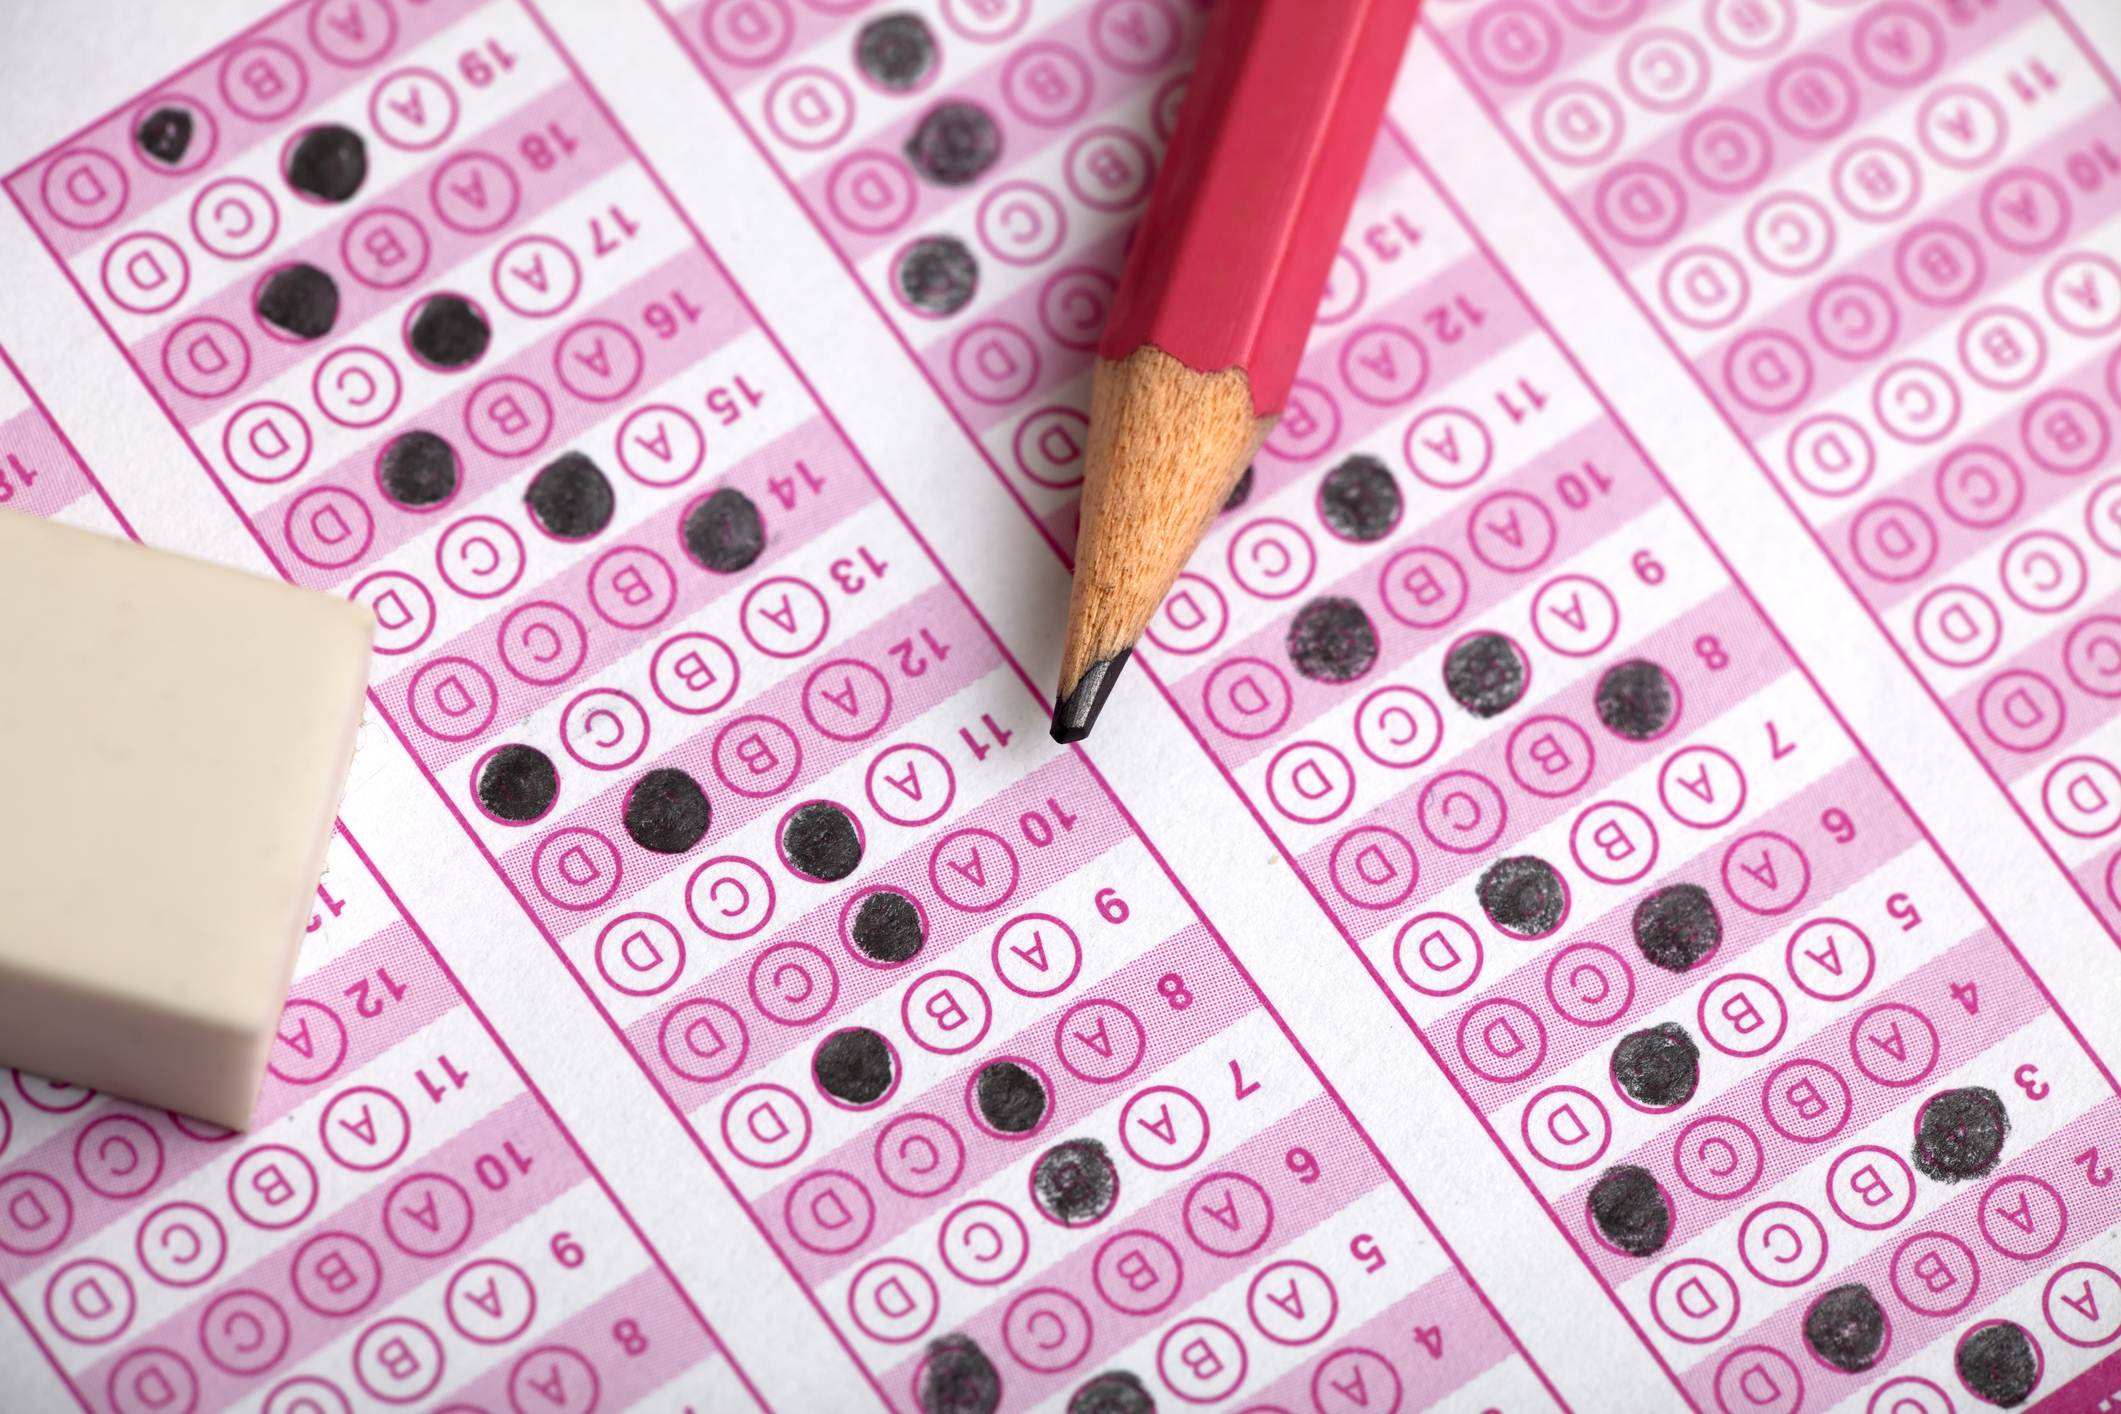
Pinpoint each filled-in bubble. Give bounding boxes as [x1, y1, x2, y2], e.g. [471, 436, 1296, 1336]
[905, 102, 1001, 186]
[1317, 454, 1401, 542]
[1222, 464, 1255, 512]
[256, 263, 339, 340]
[1610, 1023, 1699, 1109]
[376, 430, 459, 509]
[1286, 596, 1378, 683]
[406, 294, 490, 369]
[1445, 633, 1528, 717]
[286, 124, 367, 202]
[135, 107, 193, 166]
[858, 13, 938, 90]
[1804, 1285, 1887, 1374]
[682, 487, 766, 573]
[783, 801, 863, 881]
[849, 890, 925, 964]
[1596, 659, 1678, 740]
[477, 744, 558, 823]
[1031, 1138, 1118, 1226]
[623, 768, 711, 854]
[1476, 856, 1567, 937]
[896, 235, 979, 316]
[1588, 1165, 1669, 1256]
[1632, 883, 1721, 972]
[1956, 1322, 2040, 1407]
[526, 451, 616, 541]
[975, 1060, 1047, 1133]
[1913, 1086, 2009, 1182]
[1068, 1372, 1154, 1414]
[919, 1334, 1002, 1414]
[814, 1027, 895, 1106]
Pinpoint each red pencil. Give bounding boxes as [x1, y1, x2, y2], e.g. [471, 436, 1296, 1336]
[1050, 0, 1424, 742]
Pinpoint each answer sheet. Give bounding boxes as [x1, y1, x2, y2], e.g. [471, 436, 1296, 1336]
[0, 0, 2118, 1411]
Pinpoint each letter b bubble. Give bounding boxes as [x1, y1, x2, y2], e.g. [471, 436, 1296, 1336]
[1157, 1317, 1247, 1403]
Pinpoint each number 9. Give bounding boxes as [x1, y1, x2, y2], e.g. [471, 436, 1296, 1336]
[1821, 807, 1855, 844]
[1286, 1147, 1320, 1184]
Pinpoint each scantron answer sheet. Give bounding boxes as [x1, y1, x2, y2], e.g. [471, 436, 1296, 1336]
[2, 1, 2121, 1412]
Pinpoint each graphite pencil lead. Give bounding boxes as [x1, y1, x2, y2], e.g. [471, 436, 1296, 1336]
[1050, 648, 1132, 743]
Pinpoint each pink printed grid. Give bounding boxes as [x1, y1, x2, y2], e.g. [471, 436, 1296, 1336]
[1429, 0, 2121, 950]
[0, 2, 1561, 1407]
[658, 0, 1207, 565]
[760, 917, 1256, 1276]
[379, 418, 880, 781]
[3, 0, 478, 263]
[128, 77, 632, 435]
[1103, 103, 2121, 1403]
[626, 752, 1122, 1102]
[0, 822, 753, 1414]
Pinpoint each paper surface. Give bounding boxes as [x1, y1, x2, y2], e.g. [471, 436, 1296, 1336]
[0, 0, 2118, 1411]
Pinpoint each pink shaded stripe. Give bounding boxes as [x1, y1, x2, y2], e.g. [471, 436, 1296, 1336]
[627, 750, 1133, 1106]
[487, 580, 1005, 924]
[1237, 1265, 1520, 1414]
[5, 0, 482, 262]
[1816, 345, 2121, 622]
[1936, 575, 2121, 790]
[250, 243, 759, 587]
[0, 1108, 236, 1294]
[1170, 416, 1669, 770]
[378, 415, 877, 778]
[71, 1089, 586, 1413]
[0, 405, 108, 523]
[1433, 751, 1926, 1116]
[756, 922, 1288, 1289]
[1547, 5, 2040, 277]
[256, 920, 459, 1129]
[1291, 583, 1789, 941]
[1568, 927, 2046, 1289]
[128, 79, 632, 430]
[874, 1093, 1394, 1407]
[777, 3, 1206, 269]
[1692, 107, 2121, 452]
[1678, 1093, 2121, 1411]
[418, 1265, 721, 1414]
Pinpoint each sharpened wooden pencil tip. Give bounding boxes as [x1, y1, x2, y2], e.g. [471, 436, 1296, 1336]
[1054, 347, 1274, 734]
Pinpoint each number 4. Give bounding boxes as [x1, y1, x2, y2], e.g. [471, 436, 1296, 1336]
[1413, 1326, 1443, 1359]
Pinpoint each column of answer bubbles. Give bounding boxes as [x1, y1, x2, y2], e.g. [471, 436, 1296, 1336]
[669, 0, 1205, 555]
[1, 0, 1565, 1409]
[0, 826, 749, 1414]
[1439, 0, 2121, 945]
[1132, 91, 2121, 1409]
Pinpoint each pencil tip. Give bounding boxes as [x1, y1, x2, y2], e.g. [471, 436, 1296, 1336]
[1050, 649, 1132, 744]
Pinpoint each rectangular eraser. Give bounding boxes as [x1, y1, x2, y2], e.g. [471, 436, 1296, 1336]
[0, 509, 372, 1130]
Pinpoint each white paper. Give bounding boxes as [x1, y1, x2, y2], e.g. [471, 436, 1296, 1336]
[1, 2, 2119, 1411]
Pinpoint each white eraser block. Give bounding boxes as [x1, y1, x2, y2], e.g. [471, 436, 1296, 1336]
[0, 509, 372, 1130]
